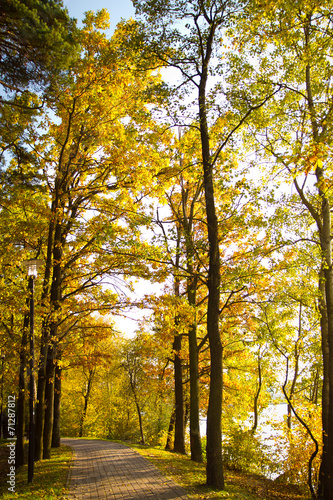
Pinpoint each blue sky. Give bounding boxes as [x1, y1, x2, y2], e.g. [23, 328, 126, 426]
[63, 0, 135, 32]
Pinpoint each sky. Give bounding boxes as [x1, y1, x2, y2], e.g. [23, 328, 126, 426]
[64, 0, 135, 32]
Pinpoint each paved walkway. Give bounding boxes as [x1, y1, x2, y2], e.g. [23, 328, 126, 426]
[62, 438, 190, 500]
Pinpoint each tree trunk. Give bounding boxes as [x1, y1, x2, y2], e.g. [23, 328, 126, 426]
[135, 397, 145, 444]
[318, 273, 329, 424]
[318, 270, 330, 500]
[173, 332, 186, 454]
[130, 382, 145, 444]
[252, 353, 262, 433]
[35, 337, 48, 461]
[172, 233, 186, 454]
[199, 49, 224, 488]
[43, 217, 63, 458]
[188, 287, 202, 462]
[52, 359, 62, 448]
[300, 38, 333, 497]
[180, 180, 203, 463]
[79, 368, 95, 438]
[319, 195, 333, 498]
[35, 213, 54, 461]
[165, 409, 175, 451]
[16, 312, 29, 468]
[43, 342, 56, 459]
[188, 322, 202, 462]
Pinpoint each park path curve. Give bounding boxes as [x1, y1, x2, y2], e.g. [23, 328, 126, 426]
[62, 438, 190, 500]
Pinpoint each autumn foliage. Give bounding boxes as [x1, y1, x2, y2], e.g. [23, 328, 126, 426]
[1, 1, 333, 499]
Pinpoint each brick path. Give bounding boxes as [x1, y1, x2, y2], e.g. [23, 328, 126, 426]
[62, 438, 190, 500]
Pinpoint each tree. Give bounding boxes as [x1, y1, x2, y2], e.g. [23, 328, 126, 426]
[0, 8, 169, 461]
[132, 0, 232, 487]
[0, 0, 78, 168]
[122, 338, 147, 444]
[0, 145, 50, 466]
[232, 2, 333, 496]
[154, 159, 202, 457]
[0, 0, 76, 95]
[132, 0, 282, 487]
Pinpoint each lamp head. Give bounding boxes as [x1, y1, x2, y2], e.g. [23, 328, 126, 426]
[22, 259, 44, 278]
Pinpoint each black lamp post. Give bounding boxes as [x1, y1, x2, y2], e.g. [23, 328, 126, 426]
[22, 259, 43, 483]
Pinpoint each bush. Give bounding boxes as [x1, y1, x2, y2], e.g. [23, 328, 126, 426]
[222, 428, 281, 478]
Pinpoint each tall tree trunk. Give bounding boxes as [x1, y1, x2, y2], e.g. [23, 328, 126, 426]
[35, 213, 54, 461]
[43, 341, 56, 459]
[188, 286, 202, 462]
[16, 312, 29, 468]
[172, 231, 186, 454]
[43, 218, 63, 458]
[298, 33, 333, 496]
[179, 179, 203, 462]
[173, 332, 186, 454]
[319, 194, 333, 498]
[129, 381, 145, 444]
[135, 397, 145, 445]
[199, 38, 224, 487]
[52, 359, 62, 448]
[35, 337, 48, 461]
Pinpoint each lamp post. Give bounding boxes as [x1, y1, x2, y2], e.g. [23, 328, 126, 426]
[22, 259, 43, 483]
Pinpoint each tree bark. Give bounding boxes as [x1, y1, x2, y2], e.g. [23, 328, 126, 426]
[52, 359, 62, 447]
[173, 230, 186, 454]
[252, 353, 262, 433]
[35, 338, 48, 461]
[165, 409, 176, 450]
[79, 368, 95, 438]
[181, 182, 203, 463]
[173, 332, 186, 454]
[43, 214, 63, 458]
[199, 25, 224, 487]
[318, 191, 333, 498]
[135, 398, 145, 444]
[43, 341, 56, 458]
[129, 382, 145, 444]
[188, 288, 203, 462]
[35, 211, 54, 461]
[299, 26, 333, 496]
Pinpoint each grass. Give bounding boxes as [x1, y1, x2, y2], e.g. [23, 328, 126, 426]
[129, 443, 309, 500]
[0, 440, 72, 500]
[129, 443, 260, 499]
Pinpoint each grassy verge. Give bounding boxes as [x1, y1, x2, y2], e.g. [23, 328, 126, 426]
[0, 441, 72, 500]
[129, 443, 309, 500]
[129, 443, 258, 500]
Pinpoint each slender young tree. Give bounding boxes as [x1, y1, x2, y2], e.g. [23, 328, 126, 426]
[233, 2, 333, 496]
